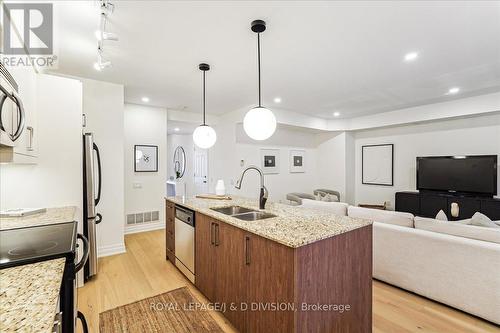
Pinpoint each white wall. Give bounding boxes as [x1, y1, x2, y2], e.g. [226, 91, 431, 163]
[167, 134, 195, 196]
[209, 110, 318, 203]
[82, 78, 125, 256]
[0, 74, 83, 220]
[124, 104, 167, 224]
[354, 113, 500, 207]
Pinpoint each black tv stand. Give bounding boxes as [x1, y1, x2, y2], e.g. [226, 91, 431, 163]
[419, 189, 494, 199]
[395, 191, 500, 220]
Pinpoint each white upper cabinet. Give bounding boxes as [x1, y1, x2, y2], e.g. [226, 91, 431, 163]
[0, 64, 39, 163]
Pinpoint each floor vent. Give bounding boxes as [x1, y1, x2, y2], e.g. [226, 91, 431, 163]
[126, 210, 160, 225]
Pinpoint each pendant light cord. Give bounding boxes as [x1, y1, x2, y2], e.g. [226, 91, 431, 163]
[257, 32, 262, 107]
[203, 69, 206, 125]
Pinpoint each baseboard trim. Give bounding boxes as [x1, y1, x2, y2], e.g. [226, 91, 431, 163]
[125, 220, 165, 235]
[98, 243, 126, 257]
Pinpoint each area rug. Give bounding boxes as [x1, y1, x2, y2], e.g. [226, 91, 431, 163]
[99, 287, 224, 333]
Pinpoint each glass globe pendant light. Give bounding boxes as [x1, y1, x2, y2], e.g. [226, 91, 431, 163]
[243, 20, 277, 141]
[193, 63, 217, 149]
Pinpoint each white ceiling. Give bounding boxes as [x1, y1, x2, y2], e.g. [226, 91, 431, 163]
[53, 1, 500, 119]
[167, 120, 199, 135]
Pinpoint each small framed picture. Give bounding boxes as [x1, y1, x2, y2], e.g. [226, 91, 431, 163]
[134, 145, 158, 172]
[260, 149, 280, 174]
[290, 150, 305, 173]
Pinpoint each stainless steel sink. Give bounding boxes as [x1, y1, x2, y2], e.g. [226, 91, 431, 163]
[233, 211, 277, 221]
[210, 206, 254, 215]
[210, 206, 276, 221]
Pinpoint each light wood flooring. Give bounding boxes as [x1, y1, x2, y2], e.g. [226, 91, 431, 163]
[77, 229, 499, 333]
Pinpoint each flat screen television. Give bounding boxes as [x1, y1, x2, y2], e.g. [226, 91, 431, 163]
[416, 155, 497, 196]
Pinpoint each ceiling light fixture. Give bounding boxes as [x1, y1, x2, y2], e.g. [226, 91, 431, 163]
[273, 97, 281, 103]
[333, 112, 340, 117]
[243, 20, 277, 141]
[93, 1, 118, 71]
[404, 52, 418, 62]
[174, 127, 180, 132]
[93, 47, 111, 71]
[141, 97, 150, 103]
[193, 63, 217, 149]
[447, 87, 460, 95]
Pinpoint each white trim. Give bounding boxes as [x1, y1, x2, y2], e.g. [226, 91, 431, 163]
[125, 220, 165, 235]
[98, 243, 126, 257]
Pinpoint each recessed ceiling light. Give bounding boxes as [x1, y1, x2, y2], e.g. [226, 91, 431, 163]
[404, 52, 419, 62]
[174, 127, 180, 132]
[273, 97, 281, 103]
[447, 87, 460, 95]
[333, 112, 340, 117]
[141, 97, 150, 103]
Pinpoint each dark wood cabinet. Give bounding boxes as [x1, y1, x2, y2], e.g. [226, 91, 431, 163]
[395, 192, 420, 215]
[165, 200, 175, 262]
[194, 213, 216, 302]
[420, 194, 448, 218]
[395, 191, 500, 220]
[214, 222, 247, 332]
[193, 210, 372, 333]
[246, 233, 295, 333]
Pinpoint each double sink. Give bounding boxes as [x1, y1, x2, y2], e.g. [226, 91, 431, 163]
[210, 206, 277, 221]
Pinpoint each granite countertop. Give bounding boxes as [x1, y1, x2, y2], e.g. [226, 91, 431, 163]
[166, 196, 372, 248]
[0, 206, 77, 332]
[0, 206, 76, 230]
[0, 259, 65, 332]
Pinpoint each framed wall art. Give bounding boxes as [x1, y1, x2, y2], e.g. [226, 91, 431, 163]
[362, 144, 394, 186]
[260, 149, 280, 174]
[135, 145, 158, 172]
[289, 149, 305, 173]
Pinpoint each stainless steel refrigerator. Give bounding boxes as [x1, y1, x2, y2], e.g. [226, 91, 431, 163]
[83, 133, 102, 281]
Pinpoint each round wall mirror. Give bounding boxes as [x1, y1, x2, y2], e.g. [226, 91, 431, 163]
[173, 146, 186, 179]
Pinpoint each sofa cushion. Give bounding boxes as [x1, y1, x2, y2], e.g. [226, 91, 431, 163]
[435, 210, 448, 221]
[470, 212, 500, 228]
[301, 199, 347, 216]
[414, 216, 500, 244]
[348, 206, 414, 227]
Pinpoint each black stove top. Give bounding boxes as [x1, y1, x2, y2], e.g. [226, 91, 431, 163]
[0, 221, 77, 269]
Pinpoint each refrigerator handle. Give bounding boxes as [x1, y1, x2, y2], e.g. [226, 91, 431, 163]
[95, 213, 102, 225]
[93, 142, 102, 206]
[75, 233, 89, 273]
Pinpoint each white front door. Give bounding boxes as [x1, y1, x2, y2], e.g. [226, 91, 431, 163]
[193, 147, 208, 194]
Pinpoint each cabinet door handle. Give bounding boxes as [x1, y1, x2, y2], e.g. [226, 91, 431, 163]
[245, 236, 250, 265]
[26, 126, 34, 151]
[215, 224, 220, 246]
[210, 222, 215, 245]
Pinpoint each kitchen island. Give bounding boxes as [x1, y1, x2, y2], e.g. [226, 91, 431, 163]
[166, 196, 372, 333]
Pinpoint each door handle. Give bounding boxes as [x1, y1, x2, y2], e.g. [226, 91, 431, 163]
[215, 224, 220, 246]
[245, 236, 250, 265]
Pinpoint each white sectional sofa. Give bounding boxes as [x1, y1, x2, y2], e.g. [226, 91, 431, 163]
[298, 202, 500, 325]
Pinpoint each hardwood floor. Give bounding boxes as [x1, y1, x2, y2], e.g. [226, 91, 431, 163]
[77, 229, 499, 333]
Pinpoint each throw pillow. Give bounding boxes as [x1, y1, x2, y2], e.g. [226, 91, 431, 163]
[470, 212, 500, 228]
[435, 210, 448, 221]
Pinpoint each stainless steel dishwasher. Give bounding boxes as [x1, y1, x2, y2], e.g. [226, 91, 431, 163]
[174, 205, 195, 283]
